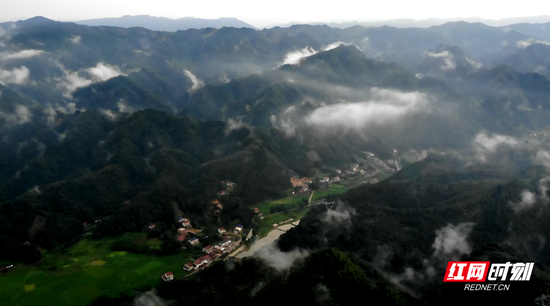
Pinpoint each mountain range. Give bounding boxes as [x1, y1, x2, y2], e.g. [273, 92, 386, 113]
[3, 15, 550, 305]
[76, 15, 256, 31]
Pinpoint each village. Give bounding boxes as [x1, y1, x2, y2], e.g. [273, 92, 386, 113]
[289, 150, 405, 194]
[158, 180, 247, 281]
[159, 217, 244, 281]
[158, 149, 430, 282]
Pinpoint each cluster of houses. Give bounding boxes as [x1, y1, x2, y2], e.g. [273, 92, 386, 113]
[218, 180, 236, 197]
[178, 217, 191, 228]
[210, 199, 224, 214]
[183, 236, 241, 271]
[291, 177, 312, 194]
[173, 217, 204, 246]
[319, 176, 340, 184]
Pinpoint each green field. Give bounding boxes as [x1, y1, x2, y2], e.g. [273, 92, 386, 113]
[0, 238, 199, 306]
[252, 183, 350, 217]
[311, 184, 348, 200]
[255, 207, 311, 238]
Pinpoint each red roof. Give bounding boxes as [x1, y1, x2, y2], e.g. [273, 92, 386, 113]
[177, 236, 185, 241]
[185, 263, 193, 267]
[204, 245, 213, 250]
[208, 251, 218, 257]
[165, 271, 173, 276]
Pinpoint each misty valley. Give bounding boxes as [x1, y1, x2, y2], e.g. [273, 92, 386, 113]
[2, 14, 550, 306]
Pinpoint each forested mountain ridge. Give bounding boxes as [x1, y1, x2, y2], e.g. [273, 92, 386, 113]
[0, 109, 390, 262]
[3, 16, 550, 305]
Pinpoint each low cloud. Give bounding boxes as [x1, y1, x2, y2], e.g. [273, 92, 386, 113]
[282, 42, 349, 66]
[56, 102, 82, 115]
[516, 38, 550, 49]
[323, 41, 346, 51]
[426, 50, 456, 71]
[87, 62, 123, 82]
[133, 289, 170, 306]
[324, 201, 356, 228]
[1, 49, 44, 61]
[389, 222, 475, 296]
[100, 100, 135, 121]
[473, 133, 519, 159]
[117, 99, 135, 113]
[0, 66, 30, 85]
[0, 105, 32, 127]
[270, 105, 300, 137]
[283, 46, 317, 65]
[432, 222, 475, 260]
[472, 134, 550, 212]
[31, 185, 40, 194]
[314, 283, 332, 304]
[70, 35, 82, 44]
[55, 62, 123, 98]
[100, 109, 117, 121]
[254, 243, 308, 271]
[304, 88, 429, 133]
[43, 107, 57, 125]
[55, 70, 92, 98]
[183, 69, 204, 92]
[225, 117, 247, 135]
[513, 190, 537, 212]
[249, 282, 265, 297]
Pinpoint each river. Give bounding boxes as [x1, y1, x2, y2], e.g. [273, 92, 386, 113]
[235, 220, 300, 258]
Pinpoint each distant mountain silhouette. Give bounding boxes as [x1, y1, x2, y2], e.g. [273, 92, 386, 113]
[76, 15, 256, 31]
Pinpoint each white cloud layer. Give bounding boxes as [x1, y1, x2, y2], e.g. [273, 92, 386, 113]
[70, 35, 82, 44]
[56, 71, 93, 98]
[426, 50, 456, 71]
[432, 222, 475, 260]
[0, 104, 32, 127]
[283, 46, 317, 65]
[516, 38, 550, 49]
[282, 42, 348, 66]
[87, 62, 123, 82]
[183, 69, 204, 91]
[0, 66, 30, 84]
[254, 243, 308, 270]
[1, 49, 43, 60]
[304, 88, 429, 132]
[472, 133, 519, 162]
[55, 62, 124, 98]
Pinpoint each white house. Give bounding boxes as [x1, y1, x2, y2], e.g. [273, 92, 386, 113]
[161, 271, 174, 281]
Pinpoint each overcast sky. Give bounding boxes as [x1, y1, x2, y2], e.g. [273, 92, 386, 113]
[1, 0, 549, 27]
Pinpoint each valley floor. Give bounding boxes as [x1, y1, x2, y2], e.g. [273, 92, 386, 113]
[0, 239, 199, 306]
